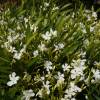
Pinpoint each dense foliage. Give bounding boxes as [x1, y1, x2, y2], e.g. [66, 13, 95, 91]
[0, 0, 100, 100]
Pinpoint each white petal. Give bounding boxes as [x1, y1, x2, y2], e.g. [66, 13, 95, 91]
[12, 72, 16, 77]
[15, 76, 20, 81]
[7, 81, 13, 86]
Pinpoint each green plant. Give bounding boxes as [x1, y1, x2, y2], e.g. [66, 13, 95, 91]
[0, 0, 100, 100]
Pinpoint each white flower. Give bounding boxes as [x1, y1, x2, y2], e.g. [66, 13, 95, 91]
[64, 82, 82, 99]
[33, 26, 38, 32]
[62, 63, 70, 71]
[90, 26, 94, 32]
[71, 67, 84, 80]
[24, 18, 28, 23]
[20, 45, 26, 53]
[56, 72, 64, 87]
[72, 12, 75, 18]
[41, 31, 52, 41]
[33, 50, 39, 57]
[92, 12, 97, 19]
[36, 89, 43, 98]
[79, 23, 87, 33]
[41, 28, 57, 41]
[70, 59, 86, 80]
[0, 19, 3, 24]
[71, 98, 76, 100]
[41, 76, 45, 81]
[80, 51, 86, 58]
[19, 33, 26, 40]
[71, 59, 86, 68]
[44, 2, 49, 7]
[7, 72, 20, 86]
[44, 61, 53, 72]
[22, 89, 35, 100]
[8, 28, 15, 34]
[13, 52, 22, 60]
[57, 72, 64, 81]
[61, 98, 65, 100]
[94, 61, 100, 66]
[30, 24, 34, 31]
[7, 35, 13, 43]
[6, 33, 20, 44]
[91, 69, 100, 83]
[70, 82, 82, 92]
[85, 95, 88, 100]
[30, 24, 38, 32]
[17, 25, 21, 30]
[36, 81, 50, 98]
[54, 43, 64, 50]
[83, 39, 90, 47]
[50, 28, 57, 37]
[2, 33, 26, 56]
[13, 45, 26, 60]
[52, 7, 59, 11]
[85, 77, 90, 85]
[58, 43, 64, 49]
[8, 46, 17, 53]
[85, 10, 90, 13]
[87, 15, 91, 21]
[38, 43, 47, 51]
[82, 29, 87, 33]
[43, 81, 50, 95]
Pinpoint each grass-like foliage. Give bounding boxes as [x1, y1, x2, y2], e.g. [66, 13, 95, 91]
[0, 0, 100, 100]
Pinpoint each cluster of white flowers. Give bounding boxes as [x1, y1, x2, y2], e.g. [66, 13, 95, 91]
[41, 28, 57, 41]
[2, 33, 24, 49]
[23, 17, 38, 32]
[84, 10, 97, 22]
[70, 59, 86, 80]
[1, 33, 26, 60]
[63, 82, 82, 100]
[84, 10, 91, 21]
[7, 72, 20, 86]
[2, 3, 100, 100]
